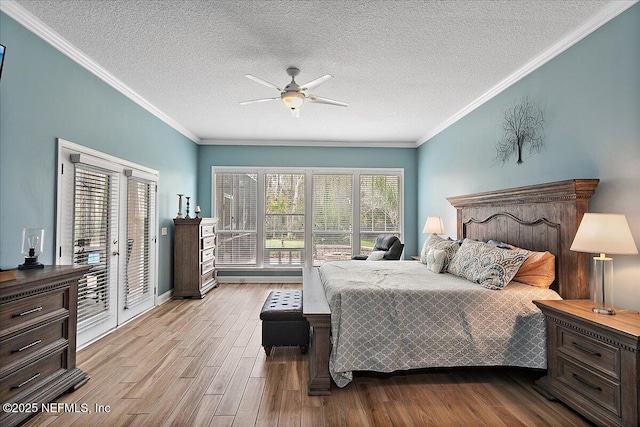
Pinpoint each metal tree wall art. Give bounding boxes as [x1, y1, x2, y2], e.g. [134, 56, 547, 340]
[495, 95, 545, 165]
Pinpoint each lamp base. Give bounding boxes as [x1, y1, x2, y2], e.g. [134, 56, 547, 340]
[592, 306, 616, 315]
[18, 257, 44, 270]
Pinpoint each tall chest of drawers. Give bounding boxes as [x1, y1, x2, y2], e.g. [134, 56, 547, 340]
[0, 265, 90, 427]
[533, 299, 640, 427]
[173, 217, 218, 298]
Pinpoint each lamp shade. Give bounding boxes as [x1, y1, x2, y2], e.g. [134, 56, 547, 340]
[570, 213, 638, 255]
[281, 91, 305, 109]
[423, 216, 445, 235]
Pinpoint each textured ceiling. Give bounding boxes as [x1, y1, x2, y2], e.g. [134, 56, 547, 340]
[5, 0, 634, 146]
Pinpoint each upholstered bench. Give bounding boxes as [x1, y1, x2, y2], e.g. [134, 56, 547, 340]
[260, 290, 309, 356]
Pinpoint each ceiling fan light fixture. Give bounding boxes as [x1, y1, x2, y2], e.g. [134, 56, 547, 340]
[281, 91, 305, 110]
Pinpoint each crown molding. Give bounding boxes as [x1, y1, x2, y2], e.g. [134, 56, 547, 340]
[415, 0, 639, 147]
[199, 138, 417, 148]
[0, 0, 201, 144]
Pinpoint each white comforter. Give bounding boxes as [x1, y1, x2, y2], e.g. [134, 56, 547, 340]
[319, 261, 562, 387]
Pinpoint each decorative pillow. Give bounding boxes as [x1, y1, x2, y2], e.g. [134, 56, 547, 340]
[426, 248, 446, 273]
[420, 234, 460, 272]
[486, 240, 556, 288]
[513, 250, 555, 288]
[366, 250, 386, 261]
[447, 239, 529, 290]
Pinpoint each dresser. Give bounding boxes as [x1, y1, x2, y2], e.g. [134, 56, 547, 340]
[533, 299, 640, 427]
[0, 265, 90, 427]
[173, 217, 218, 298]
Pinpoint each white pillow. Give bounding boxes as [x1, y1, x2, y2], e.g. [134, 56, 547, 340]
[366, 250, 386, 261]
[426, 248, 446, 273]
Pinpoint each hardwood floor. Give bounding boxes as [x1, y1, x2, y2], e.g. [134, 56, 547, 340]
[23, 283, 592, 427]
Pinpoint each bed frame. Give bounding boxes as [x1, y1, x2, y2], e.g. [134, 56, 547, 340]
[302, 178, 599, 395]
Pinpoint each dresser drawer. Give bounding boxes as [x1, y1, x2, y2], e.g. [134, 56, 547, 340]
[201, 258, 215, 275]
[557, 356, 620, 417]
[558, 326, 619, 379]
[201, 225, 215, 237]
[1, 291, 66, 335]
[0, 319, 67, 375]
[200, 269, 215, 286]
[201, 248, 215, 262]
[0, 348, 66, 402]
[202, 236, 216, 250]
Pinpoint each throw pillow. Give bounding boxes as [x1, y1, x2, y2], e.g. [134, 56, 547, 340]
[513, 250, 555, 288]
[366, 250, 386, 261]
[447, 239, 529, 290]
[426, 248, 446, 273]
[420, 233, 460, 271]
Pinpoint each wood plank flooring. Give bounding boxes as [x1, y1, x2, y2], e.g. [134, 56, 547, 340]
[23, 283, 593, 426]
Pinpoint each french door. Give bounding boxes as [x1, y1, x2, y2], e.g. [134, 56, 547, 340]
[56, 139, 158, 348]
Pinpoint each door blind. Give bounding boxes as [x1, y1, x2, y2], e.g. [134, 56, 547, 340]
[124, 178, 154, 309]
[73, 164, 118, 329]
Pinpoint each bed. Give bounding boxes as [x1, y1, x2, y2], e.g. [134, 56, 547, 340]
[303, 179, 599, 395]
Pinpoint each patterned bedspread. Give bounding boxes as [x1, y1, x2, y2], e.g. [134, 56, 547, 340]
[319, 261, 562, 387]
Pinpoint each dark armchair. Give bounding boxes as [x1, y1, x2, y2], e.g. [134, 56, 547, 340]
[352, 235, 404, 260]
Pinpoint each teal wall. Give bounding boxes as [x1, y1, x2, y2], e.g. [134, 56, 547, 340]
[417, 4, 640, 310]
[197, 145, 419, 259]
[0, 12, 198, 295]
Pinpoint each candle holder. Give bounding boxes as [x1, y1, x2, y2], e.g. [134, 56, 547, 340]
[176, 194, 184, 219]
[185, 196, 191, 219]
[19, 228, 45, 270]
[194, 205, 201, 218]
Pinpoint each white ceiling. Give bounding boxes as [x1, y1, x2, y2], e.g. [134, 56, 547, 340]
[3, 0, 636, 147]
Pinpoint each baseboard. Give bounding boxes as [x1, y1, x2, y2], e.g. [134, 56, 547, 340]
[157, 289, 173, 305]
[218, 276, 302, 284]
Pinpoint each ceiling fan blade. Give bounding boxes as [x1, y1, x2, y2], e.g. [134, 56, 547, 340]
[239, 97, 279, 105]
[245, 74, 281, 91]
[307, 95, 348, 107]
[300, 74, 333, 91]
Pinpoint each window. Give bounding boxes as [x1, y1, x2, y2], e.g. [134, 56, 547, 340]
[213, 168, 403, 268]
[264, 173, 305, 265]
[359, 174, 401, 257]
[214, 172, 258, 265]
[312, 174, 353, 265]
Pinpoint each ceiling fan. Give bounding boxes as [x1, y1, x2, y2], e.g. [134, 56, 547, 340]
[240, 67, 348, 117]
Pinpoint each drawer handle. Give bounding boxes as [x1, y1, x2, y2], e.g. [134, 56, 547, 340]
[12, 306, 43, 318]
[572, 373, 602, 392]
[12, 339, 42, 353]
[11, 372, 41, 390]
[571, 341, 602, 357]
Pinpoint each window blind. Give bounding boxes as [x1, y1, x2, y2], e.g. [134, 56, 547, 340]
[124, 178, 154, 309]
[360, 174, 401, 252]
[312, 174, 353, 265]
[264, 173, 305, 266]
[73, 164, 118, 330]
[215, 172, 258, 265]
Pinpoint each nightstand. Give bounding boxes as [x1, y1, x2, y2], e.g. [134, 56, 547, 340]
[533, 299, 640, 427]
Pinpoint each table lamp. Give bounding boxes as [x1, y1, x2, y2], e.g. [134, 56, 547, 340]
[423, 216, 445, 235]
[19, 228, 45, 270]
[570, 213, 638, 315]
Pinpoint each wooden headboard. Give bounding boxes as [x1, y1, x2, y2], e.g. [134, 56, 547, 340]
[447, 179, 599, 299]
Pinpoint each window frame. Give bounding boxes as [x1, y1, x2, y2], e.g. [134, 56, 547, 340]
[212, 166, 404, 269]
